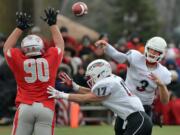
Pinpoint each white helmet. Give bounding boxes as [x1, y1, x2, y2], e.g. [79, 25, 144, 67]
[144, 36, 167, 63]
[85, 59, 112, 88]
[21, 35, 44, 57]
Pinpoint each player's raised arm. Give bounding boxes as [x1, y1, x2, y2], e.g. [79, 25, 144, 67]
[3, 12, 32, 54]
[95, 40, 129, 64]
[41, 8, 64, 52]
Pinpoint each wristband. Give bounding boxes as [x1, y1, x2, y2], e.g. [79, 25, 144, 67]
[60, 92, 70, 100]
[72, 82, 80, 92]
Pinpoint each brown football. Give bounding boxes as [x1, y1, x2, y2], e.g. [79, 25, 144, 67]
[72, 2, 88, 17]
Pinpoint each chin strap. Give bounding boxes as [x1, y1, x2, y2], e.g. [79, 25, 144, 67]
[146, 59, 157, 65]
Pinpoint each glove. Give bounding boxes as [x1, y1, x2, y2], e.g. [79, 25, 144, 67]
[47, 86, 69, 99]
[59, 72, 80, 91]
[16, 12, 33, 31]
[41, 7, 59, 26]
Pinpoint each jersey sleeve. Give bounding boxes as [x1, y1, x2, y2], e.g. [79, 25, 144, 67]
[126, 50, 142, 65]
[4, 48, 22, 71]
[46, 47, 62, 55]
[46, 47, 63, 63]
[162, 69, 172, 85]
[92, 81, 112, 97]
[105, 44, 127, 63]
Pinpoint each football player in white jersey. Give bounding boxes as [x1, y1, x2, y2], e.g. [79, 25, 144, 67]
[95, 37, 172, 134]
[47, 59, 153, 135]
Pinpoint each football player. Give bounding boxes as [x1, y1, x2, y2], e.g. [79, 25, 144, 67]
[95, 37, 171, 134]
[3, 8, 64, 135]
[47, 59, 153, 135]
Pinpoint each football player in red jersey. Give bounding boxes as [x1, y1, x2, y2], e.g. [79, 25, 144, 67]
[3, 8, 64, 135]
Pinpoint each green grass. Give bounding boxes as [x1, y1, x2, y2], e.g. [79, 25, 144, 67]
[0, 125, 180, 135]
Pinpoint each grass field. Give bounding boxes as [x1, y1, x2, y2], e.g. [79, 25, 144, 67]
[1, 125, 180, 135]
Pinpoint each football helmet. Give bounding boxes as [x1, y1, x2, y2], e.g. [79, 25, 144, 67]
[144, 36, 167, 63]
[85, 59, 112, 88]
[21, 35, 44, 57]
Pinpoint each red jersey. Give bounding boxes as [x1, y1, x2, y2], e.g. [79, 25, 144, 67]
[5, 47, 63, 111]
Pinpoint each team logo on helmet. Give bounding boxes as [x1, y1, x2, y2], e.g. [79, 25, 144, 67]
[85, 59, 112, 88]
[21, 35, 44, 57]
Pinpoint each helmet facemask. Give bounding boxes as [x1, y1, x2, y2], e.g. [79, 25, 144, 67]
[144, 37, 167, 63]
[145, 47, 164, 63]
[86, 75, 95, 88]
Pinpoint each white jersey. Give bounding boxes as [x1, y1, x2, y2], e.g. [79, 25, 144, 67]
[91, 75, 144, 120]
[126, 50, 172, 105]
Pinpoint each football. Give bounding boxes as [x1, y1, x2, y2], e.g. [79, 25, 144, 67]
[72, 2, 88, 17]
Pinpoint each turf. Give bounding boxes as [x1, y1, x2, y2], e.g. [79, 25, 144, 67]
[0, 125, 180, 135]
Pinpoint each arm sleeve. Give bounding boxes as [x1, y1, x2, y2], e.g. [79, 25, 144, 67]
[104, 44, 128, 63]
[47, 47, 63, 64]
[164, 70, 172, 85]
[4, 48, 20, 71]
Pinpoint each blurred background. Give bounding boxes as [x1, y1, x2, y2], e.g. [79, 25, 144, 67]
[0, 0, 180, 134]
[1, 0, 180, 43]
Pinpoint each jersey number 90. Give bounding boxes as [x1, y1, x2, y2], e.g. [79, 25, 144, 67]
[24, 58, 49, 83]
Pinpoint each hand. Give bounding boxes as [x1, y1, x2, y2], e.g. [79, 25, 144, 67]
[41, 7, 59, 26]
[16, 12, 33, 30]
[58, 72, 73, 88]
[47, 86, 69, 99]
[47, 86, 61, 98]
[59, 72, 80, 91]
[95, 40, 109, 48]
[148, 73, 164, 87]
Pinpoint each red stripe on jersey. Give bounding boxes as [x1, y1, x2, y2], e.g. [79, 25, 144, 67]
[51, 112, 56, 135]
[12, 108, 19, 135]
